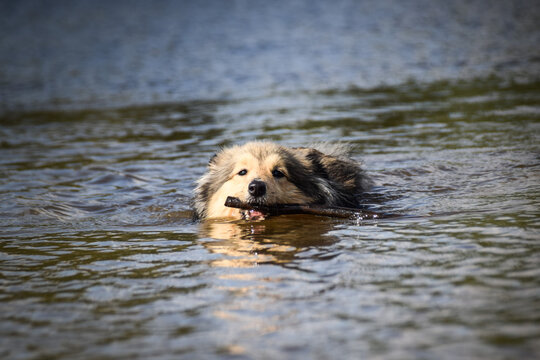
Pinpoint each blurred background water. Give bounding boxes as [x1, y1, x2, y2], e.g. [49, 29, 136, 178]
[2, 0, 540, 112]
[1, 1, 539, 359]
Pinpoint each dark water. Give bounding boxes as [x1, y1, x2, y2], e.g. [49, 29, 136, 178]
[2, 1, 540, 360]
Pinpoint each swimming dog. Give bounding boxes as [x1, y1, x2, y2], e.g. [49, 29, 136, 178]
[193, 142, 371, 220]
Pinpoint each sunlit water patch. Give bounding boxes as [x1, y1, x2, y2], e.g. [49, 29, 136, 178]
[1, 78, 539, 359]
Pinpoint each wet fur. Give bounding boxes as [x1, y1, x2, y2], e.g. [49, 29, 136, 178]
[193, 141, 371, 219]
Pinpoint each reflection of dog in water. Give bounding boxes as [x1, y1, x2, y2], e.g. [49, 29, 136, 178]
[199, 215, 339, 267]
[193, 141, 371, 220]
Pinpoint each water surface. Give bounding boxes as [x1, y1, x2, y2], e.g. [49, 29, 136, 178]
[2, 0, 540, 358]
[2, 0, 540, 111]
[1, 78, 539, 359]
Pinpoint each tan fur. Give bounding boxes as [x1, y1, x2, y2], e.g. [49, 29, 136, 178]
[193, 141, 371, 220]
[206, 155, 312, 218]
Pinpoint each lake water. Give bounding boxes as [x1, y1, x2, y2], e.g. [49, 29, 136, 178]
[1, 1, 540, 359]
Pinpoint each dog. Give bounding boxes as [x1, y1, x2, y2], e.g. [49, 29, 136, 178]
[193, 141, 371, 220]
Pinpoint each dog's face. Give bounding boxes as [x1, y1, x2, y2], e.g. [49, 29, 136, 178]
[198, 143, 313, 220]
[213, 151, 311, 219]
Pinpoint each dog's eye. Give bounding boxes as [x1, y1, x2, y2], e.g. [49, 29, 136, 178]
[272, 169, 285, 178]
[238, 169, 247, 176]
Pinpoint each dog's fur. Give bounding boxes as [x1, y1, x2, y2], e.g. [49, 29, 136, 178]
[193, 141, 371, 220]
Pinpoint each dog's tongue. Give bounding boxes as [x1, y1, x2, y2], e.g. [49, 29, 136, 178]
[248, 209, 266, 220]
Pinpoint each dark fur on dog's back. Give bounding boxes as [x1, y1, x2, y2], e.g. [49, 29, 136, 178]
[193, 142, 371, 219]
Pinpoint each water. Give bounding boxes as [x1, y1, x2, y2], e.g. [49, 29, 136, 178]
[2, 78, 539, 359]
[2, 1, 540, 359]
[2, 0, 540, 112]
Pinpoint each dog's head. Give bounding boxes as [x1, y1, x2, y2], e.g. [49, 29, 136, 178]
[194, 142, 319, 220]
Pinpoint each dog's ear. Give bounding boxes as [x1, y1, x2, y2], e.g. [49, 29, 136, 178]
[305, 149, 329, 179]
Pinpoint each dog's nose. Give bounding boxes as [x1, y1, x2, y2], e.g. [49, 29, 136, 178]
[248, 179, 266, 197]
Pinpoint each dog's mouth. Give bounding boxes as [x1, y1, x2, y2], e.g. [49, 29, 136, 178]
[240, 198, 269, 220]
[242, 209, 267, 221]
